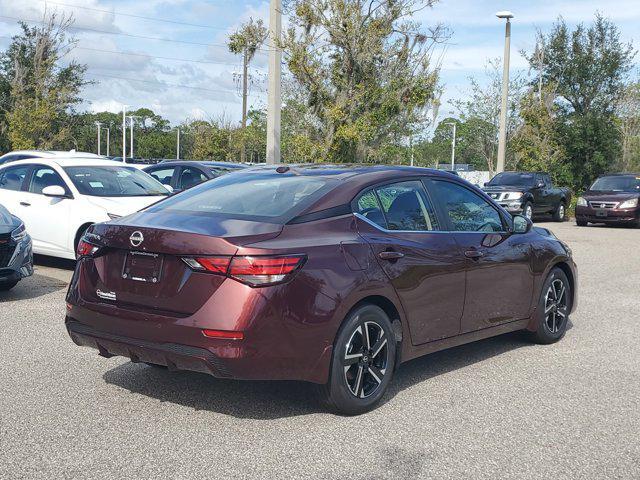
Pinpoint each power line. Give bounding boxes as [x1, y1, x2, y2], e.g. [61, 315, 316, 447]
[86, 71, 265, 97]
[0, 14, 270, 53]
[40, 0, 228, 31]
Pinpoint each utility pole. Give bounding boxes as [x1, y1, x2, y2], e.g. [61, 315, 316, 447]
[126, 116, 139, 160]
[122, 105, 128, 163]
[176, 129, 180, 160]
[95, 121, 102, 156]
[240, 49, 249, 163]
[266, 0, 282, 164]
[496, 11, 513, 174]
[104, 127, 110, 156]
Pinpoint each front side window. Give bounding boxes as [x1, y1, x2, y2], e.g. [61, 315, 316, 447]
[147, 167, 176, 186]
[29, 167, 68, 194]
[355, 180, 439, 231]
[432, 180, 504, 232]
[64, 166, 169, 197]
[0, 165, 29, 191]
[178, 167, 208, 190]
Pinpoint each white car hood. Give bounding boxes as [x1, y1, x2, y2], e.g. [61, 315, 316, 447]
[85, 195, 165, 217]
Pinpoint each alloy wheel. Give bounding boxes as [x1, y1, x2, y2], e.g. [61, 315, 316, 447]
[544, 278, 568, 334]
[525, 204, 533, 219]
[558, 204, 565, 219]
[343, 320, 389, 398]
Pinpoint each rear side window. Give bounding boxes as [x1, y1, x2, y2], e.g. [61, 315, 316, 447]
[432, 180, 504, 232]
[355, 180, 439, 231]
[148, 172, 334, 222]
[0, 165, 29, 191]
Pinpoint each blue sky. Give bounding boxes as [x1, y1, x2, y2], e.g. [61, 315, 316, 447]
[0, 0, 638, 127]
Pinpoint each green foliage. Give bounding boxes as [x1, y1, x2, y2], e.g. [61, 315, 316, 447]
[280, 0, 446, 162]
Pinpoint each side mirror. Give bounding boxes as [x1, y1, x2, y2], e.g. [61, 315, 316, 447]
[483, 182, 489, 187]
[535, 181, 545, 189]
[164, 184, 174, 193]
[512, 215, 532, 234]
[42, 185, 67, 198]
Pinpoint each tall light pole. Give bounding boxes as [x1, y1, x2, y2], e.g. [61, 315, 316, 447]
[122, 105, 128, 163]
[95, 121, 102, 155]
[103, 127, 110, 156]
[176, 128, 180, 160]
[496, 10, 513, 174]
[126, 116, 139, 159]
[266, 0, 282, 164]
[445, 121, 457, 170]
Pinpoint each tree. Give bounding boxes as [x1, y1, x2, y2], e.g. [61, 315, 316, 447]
[280, 0, 448, 162]
[524, 15, 635, 189]
[228, 18, 267, 163]
[452, 59, 527, 175]
[0, 14, 90, 150]
[616, 82, 640, 172]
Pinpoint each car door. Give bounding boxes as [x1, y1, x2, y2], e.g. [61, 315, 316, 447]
[428, 179, 534, 333]
[17, 165, 72, 255]
[531, 173, 550, 213]
[0, 164, 30, 215]
[354, 179, 467, 345]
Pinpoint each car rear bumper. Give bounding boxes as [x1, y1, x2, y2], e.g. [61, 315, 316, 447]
[575, 205, 639, 224]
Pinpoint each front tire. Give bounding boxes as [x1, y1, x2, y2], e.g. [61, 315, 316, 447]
[318, 304, 397, 415]
[522, 201, 533, 220]
[576, 219, 588, 227]
[0, 281, 18, 291]
[529, 267, 571, 344]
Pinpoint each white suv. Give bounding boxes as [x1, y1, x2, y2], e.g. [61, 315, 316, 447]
[0, 158, 170, 259]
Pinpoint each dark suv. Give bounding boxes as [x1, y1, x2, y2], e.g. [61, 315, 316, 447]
[575, 174, 640, 227]
[66, 165, 577, 414]
[483, 172, 571, 221]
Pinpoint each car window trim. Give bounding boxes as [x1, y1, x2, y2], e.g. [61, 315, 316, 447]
[425, 177, 510, 233]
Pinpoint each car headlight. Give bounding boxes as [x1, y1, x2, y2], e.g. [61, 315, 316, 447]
[577, 196, 587, 207]
[107, 213, 122, 220]
[504, 192, 523, 200]
[618, 198, 638, 209]
[11, 223, 27, 242]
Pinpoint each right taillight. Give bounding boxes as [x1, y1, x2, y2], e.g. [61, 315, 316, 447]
[182, 254, 305, 287]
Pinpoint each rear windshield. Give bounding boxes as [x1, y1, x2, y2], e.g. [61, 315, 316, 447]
[487, 172, 536, 186]
[64, 166, 170, 197]
[146, 172, 334, 222]
[590, 175, 640, 192]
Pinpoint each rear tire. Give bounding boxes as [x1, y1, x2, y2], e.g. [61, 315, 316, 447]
[317, 304, 397, 415]
[553, 201, 566, 222]
[529, 267, 571, 345]
[0, 281, 18, 291]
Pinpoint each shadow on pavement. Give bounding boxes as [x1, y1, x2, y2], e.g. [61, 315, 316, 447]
[102, 329, 551, 419]
[0, 273, 68, 301]
[34, 254, 76, 271]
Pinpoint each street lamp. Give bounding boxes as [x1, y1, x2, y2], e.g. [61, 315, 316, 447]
[94, 121, 102, 156]
[444, 121, 457, 170]
[121, 105, 128, 163]
[102, 127, 110, 157]
[496, 10, 514, 174]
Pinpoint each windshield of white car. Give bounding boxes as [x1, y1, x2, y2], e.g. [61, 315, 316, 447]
[487, 172, 536, 187]
[589, 176, 640, 193]
[64, 166, 169, 197]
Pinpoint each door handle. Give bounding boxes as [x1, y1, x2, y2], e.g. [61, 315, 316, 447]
[378, 250, 404, 260]
[19, 201, 31, 207]
[464, 250, 484, 259]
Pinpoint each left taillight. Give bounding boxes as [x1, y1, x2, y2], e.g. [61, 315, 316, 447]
[76, 238, 99, 257]
[181, 254, 305, 287]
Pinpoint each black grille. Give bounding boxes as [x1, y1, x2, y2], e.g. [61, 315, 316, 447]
[0, 233, 15, 268]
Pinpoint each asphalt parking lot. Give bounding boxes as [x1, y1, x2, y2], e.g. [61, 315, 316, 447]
[1, 222, 638, 479]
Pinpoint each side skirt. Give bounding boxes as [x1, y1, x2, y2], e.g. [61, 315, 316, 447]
[400, 318, 530, 364]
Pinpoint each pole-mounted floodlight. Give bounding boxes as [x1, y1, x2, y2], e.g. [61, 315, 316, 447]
[495, 10, 514, 19]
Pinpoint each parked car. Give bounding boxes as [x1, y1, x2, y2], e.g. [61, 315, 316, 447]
[483, 171, 571, 221]
[0, 150, 103, 166]
[0, 158, 170, 260]
[575, 173, 640, 227]
[65, 165, 577, 414]
[143, 161, 246, 193]
[0, 203, 33, 291]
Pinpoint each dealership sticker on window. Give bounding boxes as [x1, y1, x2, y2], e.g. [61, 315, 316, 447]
[89, 182, 104, 188]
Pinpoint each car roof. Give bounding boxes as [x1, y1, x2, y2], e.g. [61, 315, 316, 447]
[0, 150, 102, 159]
[0, 157, 133, 168]
[597, 172, 640, 177]
[153, 160, 246, 169]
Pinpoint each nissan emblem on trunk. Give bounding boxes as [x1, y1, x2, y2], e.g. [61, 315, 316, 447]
[130, 231, 144, 247]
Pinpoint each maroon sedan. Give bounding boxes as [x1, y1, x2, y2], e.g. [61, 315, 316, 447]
[575, 174, 640, 227]
[66, 165, 577, 414]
